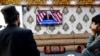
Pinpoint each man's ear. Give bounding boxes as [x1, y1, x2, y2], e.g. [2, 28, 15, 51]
[99, 24, 100, 27]
[16, 15, 19, 21]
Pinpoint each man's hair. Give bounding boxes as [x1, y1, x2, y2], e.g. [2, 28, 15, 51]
[1, 5, 19, 24]
[92, 14, 100, 24]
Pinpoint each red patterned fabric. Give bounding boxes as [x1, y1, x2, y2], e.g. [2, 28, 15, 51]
[44, 46, 65, 54]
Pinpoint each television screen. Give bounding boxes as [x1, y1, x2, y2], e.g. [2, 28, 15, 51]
[36, 10, 62, 25]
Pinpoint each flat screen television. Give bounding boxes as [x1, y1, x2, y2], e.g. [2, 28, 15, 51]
[36, 10, 62, 25]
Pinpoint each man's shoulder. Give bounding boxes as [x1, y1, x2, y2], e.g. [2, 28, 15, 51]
[17, 27, 31, 32]
[11, 28, 33, 38]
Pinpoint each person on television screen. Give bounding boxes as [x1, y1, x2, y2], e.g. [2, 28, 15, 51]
[82, 14, 100, 56]
[43, 11, 54, 20]
[0, 5, 40, 56]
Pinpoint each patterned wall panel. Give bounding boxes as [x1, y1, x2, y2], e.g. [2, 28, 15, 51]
[23, 6, 100, 35]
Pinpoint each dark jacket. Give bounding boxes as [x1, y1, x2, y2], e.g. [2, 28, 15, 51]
[43, 15, 54, 20]
[0, 24, 40, 56]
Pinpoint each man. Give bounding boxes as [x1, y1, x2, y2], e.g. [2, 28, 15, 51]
[43, 11, 54, 20]
[82, 14, 100, 56]
[0, 5, 40, 56]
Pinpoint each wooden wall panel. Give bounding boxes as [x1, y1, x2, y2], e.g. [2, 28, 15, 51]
[34, 34, 89, 52]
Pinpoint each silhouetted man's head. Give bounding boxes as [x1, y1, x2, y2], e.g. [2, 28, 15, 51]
[1, 5, 20, 25]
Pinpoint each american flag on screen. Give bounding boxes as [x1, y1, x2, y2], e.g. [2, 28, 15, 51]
[36, 10, 62, 24]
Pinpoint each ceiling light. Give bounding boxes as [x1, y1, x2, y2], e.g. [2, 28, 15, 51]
[46, 0, 53, 5]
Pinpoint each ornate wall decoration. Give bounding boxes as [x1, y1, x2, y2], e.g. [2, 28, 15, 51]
[22, 6, 27, 15]
[76, 23, 83, 31]
[27, 15, 34, 24]
[62, 6, 69, 15]
[83, 14, 89, 22]
[35, 25, 41, 32]
[34, 6, 39, 14]
[69, 15, 76, 23]
[25, 6, 32, 12]
[57, 31, 61, 34]
[49, 26, 55, 31]
[2, 0, 21, 4]
[84, 31, 89, 34]
[76, 6, 82, 14]
[89, 6, 95, 14]
[49, 6, 54, 10]
[63, 23, 69, 31]
[70, 31, 75, 34]
[43, 32, 48, 35]
[23, 6, 100, 35]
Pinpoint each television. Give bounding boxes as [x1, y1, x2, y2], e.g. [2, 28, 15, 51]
[36, 10, 62, 25]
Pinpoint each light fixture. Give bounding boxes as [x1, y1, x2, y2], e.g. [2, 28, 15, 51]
[94, 1, 100, 5]
[21, 0, 27, 5]
[70, 1, 76, 5]
[46, 0, 53, 5]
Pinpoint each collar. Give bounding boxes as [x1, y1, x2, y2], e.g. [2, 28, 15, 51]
[96, 31, 100, 37]
[7, 24, 17, 27]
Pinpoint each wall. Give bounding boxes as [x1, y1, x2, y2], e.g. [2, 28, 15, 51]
[23, 5, 100, 35]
